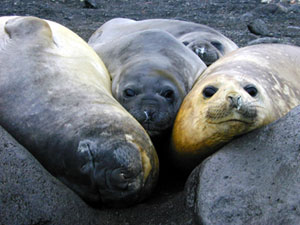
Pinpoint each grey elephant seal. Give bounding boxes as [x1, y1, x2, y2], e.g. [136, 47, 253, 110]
[172, 44, 300, 170]
[0, 16, 159, 207]
[88, 18, 238, 65]
[89, 29, 206, 139]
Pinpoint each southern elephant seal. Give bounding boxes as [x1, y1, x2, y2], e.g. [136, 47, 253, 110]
[88, 18, 238, 66]
[89, 29, 206, 140]
[171, 44, 300, 171]
[0, 16, 159, 207]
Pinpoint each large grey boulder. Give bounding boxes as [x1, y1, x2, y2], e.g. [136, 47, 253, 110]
[0, 125, 105, 225]
[185, 105, 300, 225]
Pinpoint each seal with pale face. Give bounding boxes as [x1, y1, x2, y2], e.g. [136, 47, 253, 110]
[171, 44, 300, 170]
[88, 18, 238, 66]
[89, 29, 206, 140]
[0, 16, 159, 207]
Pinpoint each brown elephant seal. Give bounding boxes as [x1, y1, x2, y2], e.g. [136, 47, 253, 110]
[0, 16, 159, 207]
[171, 44, 300, 171]
[89, 29, 206, 140]
[88, 18, 238, 66]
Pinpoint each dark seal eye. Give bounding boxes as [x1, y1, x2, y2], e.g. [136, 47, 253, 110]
[244, 84, 258, 97]
[124, 88, 136, 97]
[182, 41, 189, 46]
[161, 89, 174, 99]
[210, 41, 224, 53]
[202, 86, 218, 98]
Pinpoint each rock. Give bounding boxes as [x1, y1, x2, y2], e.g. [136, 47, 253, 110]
[287, 25, 300, 31]
[83, 0, 97, 8]
[0, 125, 193, 225]
[247, 36, 292, 45]
[255, 3, 288, 14]
[0, 125, 104, 225]
[247, 18, 271, 36]
[289, 3, 300, 13]
[240, 12, 254, 22]
[185, 105, 300, 225]
[287, 26, 300, 37]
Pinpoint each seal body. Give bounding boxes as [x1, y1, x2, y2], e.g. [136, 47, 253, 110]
[171, 44, 300, 170]
[0, 16, 159, 207]
[89, 29, 206, 139]
[88, 18, 238, 66]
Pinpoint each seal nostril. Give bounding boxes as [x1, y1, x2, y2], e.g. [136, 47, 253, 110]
[195, 47, 206, 57]
[143, 109, 155, 122]
[228, 95, 242, 109]
[110, 169, 129, 190]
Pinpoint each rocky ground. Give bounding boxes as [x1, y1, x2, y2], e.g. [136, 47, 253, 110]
[0, 0, 300, 225]
[2, 0, 300, 47]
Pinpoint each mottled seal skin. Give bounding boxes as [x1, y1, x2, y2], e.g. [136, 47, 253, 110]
[88, 18, 238, 66]
[0, 16, 159, 207]
[171, 44, 300, 171]
[89, 29, 206, 139]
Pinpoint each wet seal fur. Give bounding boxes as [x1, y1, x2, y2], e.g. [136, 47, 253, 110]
[0, 16, 159, 207]
[89, 29, 206, 139]
[88, 18, 238, 66]
[172, 44, 300, 171]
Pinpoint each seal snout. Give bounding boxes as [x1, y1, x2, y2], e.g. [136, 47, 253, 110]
[191, 43, 220, 65]
[227, 94, 242, 110]
[79, 139, 146, 206]
[143, 108, 156, 122]
[141, 97, 158, 122]
[110, 168, 130, 190]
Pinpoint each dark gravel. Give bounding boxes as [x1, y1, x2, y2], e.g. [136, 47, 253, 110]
[2, 0, 300, 47]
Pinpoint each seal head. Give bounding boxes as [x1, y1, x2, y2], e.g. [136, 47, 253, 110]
[90, 29, 206, 139]
[171, 44, 300, 171]
[115, 60, 186, 137]
[88, 18, 238, 66]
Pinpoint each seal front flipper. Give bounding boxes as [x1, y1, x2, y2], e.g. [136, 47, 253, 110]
[4, 16, 53, 44]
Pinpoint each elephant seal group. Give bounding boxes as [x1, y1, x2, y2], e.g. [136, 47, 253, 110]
[0, 16, 159, 207]
[89, 29, 206, 139]
[171, 44, 300, 170]
[1, 14, 300, 208]
[88, 18, 239, 66]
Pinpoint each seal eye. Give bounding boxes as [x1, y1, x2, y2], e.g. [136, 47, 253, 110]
[210, 41, 224, 53]
[124, 89, 136, 97]
[161, 89, 174, 100]
[202, 86, 218, 98]
[244, 85, 258, 97]
[182, 41, 189, 46]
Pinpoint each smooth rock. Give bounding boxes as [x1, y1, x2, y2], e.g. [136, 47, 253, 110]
[247, 18, 271, 36]
[247, 36, 292, 45]
[185, 105, 300, 225]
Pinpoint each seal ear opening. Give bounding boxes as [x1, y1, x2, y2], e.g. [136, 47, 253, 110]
[4, 16, 53, 43]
